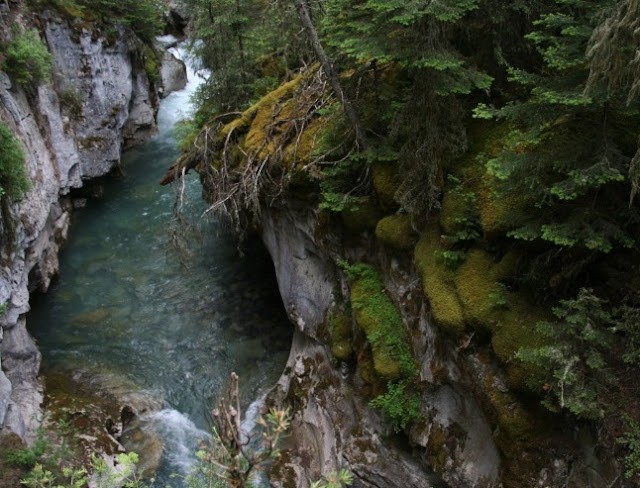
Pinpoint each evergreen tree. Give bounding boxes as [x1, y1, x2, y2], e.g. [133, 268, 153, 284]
[185, 0, 305, 122]
[474, 0, 640, 264]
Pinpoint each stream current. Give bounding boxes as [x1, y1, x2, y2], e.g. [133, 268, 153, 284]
[27, 41, 292, 483]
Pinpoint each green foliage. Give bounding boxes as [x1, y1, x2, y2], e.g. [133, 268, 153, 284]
[516, 289, 616, 419]
[185, 0, 303, 121]
[20, 463, 88, 488]
[475, 0, 640, 260]
[0, 122, 30, 203]
[20, 452, 147, 488]
[28, 0, 165, 43]
[341, 261, 416, 379]
[370, 380, 421, 433]
[91, 452, 148, 488]
[618, 303, 640, 366]
[3, 435, 50, 469]
[310, 468, 354, 488]
[618, 414, 640, 479]
[321, 0, 490, 92]
[3, 28, 52, 88]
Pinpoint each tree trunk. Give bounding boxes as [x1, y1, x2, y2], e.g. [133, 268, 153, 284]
[293, 0, 368, 150]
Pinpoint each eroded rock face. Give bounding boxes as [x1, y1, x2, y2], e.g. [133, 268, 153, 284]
[256, 196, 626, 488]
[260, 205, 446, 488]
[257, 201, 507, 487]
[0, 12, 162, 439]
[44, 19, 159, 173]
[160, 50, 187, 98]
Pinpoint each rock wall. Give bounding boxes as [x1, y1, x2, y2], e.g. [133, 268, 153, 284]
[258, 200, 619, 488]
[0, 7, 185, 440]
[260, 204, 490, 487]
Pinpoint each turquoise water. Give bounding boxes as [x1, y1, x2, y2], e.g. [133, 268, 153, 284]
[27, 44, 292, 483]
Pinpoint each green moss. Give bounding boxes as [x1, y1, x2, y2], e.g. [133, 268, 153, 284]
[340, 204, 381, 233]
[215, 67, 327, 170]
[454, 249, 507, 332]
[346, 263, 415, 380]
[142, 44, 160, 84]
[439, 187, 470, 236]
[330, 312, 353, 361]
[357, 347, 378, 387]
[244, 71, 311, 160]
[414, 227, 466, 336]
[414, 225, 546, 390]
[483, 373, 551, 488]
[371, 162, 400, 210]
[375, 214, 416, 250]
[491, 298, 546, 391]
[426, 426, 448, 478]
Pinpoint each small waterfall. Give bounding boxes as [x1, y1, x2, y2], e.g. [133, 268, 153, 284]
[142, 409, 211, 478]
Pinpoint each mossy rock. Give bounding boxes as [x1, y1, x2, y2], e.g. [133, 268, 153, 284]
[414, 227, 466, 337]
[217, 67, 323, 169]
[483, 374, 552, 488]
[341, 204, 381, 233]
[142, 44, 160, 84]
[348, 264, 415, 380]
[330, 312, 353, 361]
[351, 281, 402, 380]
[425, 425, 448, 478]
[357, 347, 386, 395]
[371, 162, 400, 210]
[439, 188, 472, 236]
[454, 249, 509, 333]
[490, 298, 546, 392]
[375, 214, 416, 250]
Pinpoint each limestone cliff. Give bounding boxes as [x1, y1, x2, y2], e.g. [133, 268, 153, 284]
[0, 3, 185, 440]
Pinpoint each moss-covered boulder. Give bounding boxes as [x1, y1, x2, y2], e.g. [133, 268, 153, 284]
[414, 226, 466, 336]
[330, 312, 354, 361]
[375, 214, 416, 250]
[371, 162, 400, 210]
[414, 226, 546, 391]
[341, 204, 381, 233]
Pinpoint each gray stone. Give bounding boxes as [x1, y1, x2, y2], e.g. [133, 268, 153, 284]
[261, 205, 335, 336]
[0, 71, 11, 90]
[0, 369, 11, 426]
[160, 50, 187, 97]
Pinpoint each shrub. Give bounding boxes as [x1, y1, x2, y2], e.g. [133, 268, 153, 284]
[3, 29, 52, 87]
[516, 289, 616, 419]
[78, 0, 165, 43]
[0, 122, 30, 201]
[618, 414, 640, 479]
[370, 380, 421, 433]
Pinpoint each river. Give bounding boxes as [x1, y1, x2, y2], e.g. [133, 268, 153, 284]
[26, 40, 292, 484]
